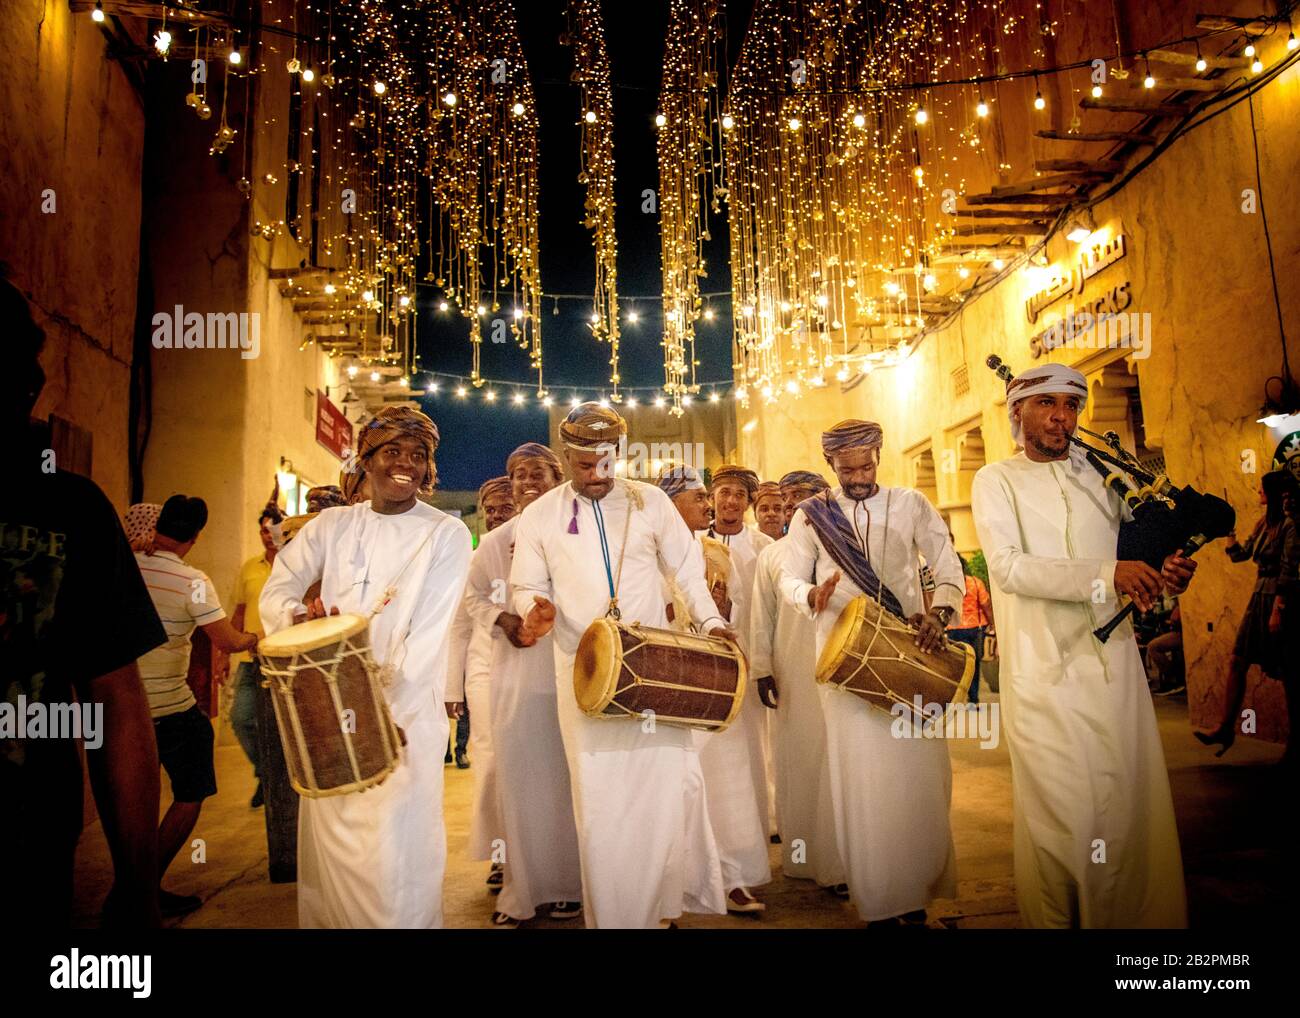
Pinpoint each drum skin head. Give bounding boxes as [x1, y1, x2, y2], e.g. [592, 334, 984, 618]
[573, 617, 618, 714]
[258, 612, 368, 656]
[815, 596, 864, 684]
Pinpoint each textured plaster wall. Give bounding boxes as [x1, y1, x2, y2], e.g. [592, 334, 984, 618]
[0, 1, 146, 506]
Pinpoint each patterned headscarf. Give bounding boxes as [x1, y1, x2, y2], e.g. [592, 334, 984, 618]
[656, 462, 705, 499]
[821, 420, 884, 458]
[709, 464, 760, 500]
[477, 475, 514, 505]
[778, 470, 830, 494]
[342, 406, 440, 503]
[506, 441, 564, 480]
[1005, 363, 1089, 446]
[124, 502, 162, 554]
[558, 401, 626, 452]
[753, 481, 783, 503]
[306, 485, 347, 513]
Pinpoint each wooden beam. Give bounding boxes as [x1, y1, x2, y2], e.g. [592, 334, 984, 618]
[1079, 98, 1193, 115]
[953, 208, 1055, 220]
[1194, 13, 1274, 34]
[991, 171, 1112, 195]
[69, 1, 231, 26]
[1037, 129, 1158, 143]
[1122, 76, 1226, 92]
[1146, 47, 1248, 69]
[1034, 158, 1124, 174]
[938, 243, 1024, 255]
[964, 192, 1078, 206]
[949, 223, 1049, 236]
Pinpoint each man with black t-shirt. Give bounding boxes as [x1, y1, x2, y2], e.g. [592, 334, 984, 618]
[1, 275, 168, 928]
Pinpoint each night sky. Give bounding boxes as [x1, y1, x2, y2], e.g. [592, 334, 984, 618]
[415, 0, 753, 491]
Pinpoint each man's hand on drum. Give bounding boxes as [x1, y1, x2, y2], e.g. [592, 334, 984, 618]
[807, 570, 841, 615]
[294, 597, 340, 624]
[757, 676, 779, 709]
[495, 611, 536, 648]
[705, 621, 740, 644]
[909, 610, 948, 654]
[519, 595, 557, 642]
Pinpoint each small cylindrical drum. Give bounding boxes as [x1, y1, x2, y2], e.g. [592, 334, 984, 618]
[256, 613, 401, 798]
[573, 618, 747, 732]
[816, 596, 974, 721]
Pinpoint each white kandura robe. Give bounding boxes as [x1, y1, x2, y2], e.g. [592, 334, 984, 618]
[694, 525, 773, 892]
[259, 500, 471, 929]
[747, 538, 845, 886]
[971, 451, 1186, 928]
[448, 534, 508, 860]
[779, 486, 964, 921]
[509, 479, 727, 928]
[469, 515, 582, 918]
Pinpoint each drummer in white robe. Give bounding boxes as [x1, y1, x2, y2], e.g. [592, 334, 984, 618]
[971, 362, 1195, 928]
[778, 420, 965, 925]
[445, 476, 516, 892]
[260, 407, 471, 929]
[508, 403, 734, 929]
[469, 444, 582, 926]
[748, 471, 847, 894]
[658, 465, 771, 915]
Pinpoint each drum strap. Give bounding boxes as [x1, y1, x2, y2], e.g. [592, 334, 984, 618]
[590, 481, 639, 620]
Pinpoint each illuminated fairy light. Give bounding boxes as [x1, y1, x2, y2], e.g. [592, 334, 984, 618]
[443, 92, 457, 107]
[976, 98, 990, 118]
[852, 112, 866, 128]
[324, 283, 336, 295]
[485, 390, 497, 402]
[369, 371, 380, 382]
[92, 2, 105, 23]
[914, 106, 928, 125]
[229, 49, 242, 66]
[373, 81, 386, 95]
[512, 101, 525, 116]
[457, 386, 468, 399]
[721, 114, 734, 130]
[513, 392, 524, 405]
[439, 302, 449, 312]
[154, 30, 172, 55]
[347, 365, 358, 379]
[302, 68, 316, 83]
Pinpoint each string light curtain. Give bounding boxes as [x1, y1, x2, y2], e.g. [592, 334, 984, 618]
[426, 0, 544, 390]
[656, 0, 728, 416]
[724, 0, 1042, 406]
[563, 0, 622, 401]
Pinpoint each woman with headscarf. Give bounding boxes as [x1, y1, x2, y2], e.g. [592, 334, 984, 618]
[259, 406, 472, 928]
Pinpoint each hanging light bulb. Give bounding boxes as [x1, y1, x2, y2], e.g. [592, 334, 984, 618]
[443, 92, 457, 106]
[347, 365, 358, 378]
[709, 391, 720, 403]
[1142, 53, 1155, 89]
[427, 382, 439, 394]
[1289, 32, 1298, 51]
[626, 397, 638, 408]
[1243, 39, 1256, 58]
[373, 81, 386, 95]
[975, 98, 989, 118]
[301, 68, 315, 83]
[485, 390, 497, 402]
[703, 308, 715, 320]
[457, 386, 468, 398]
[1091, 83, 1103, 98]
[154, 29, 172, 55]
[788, 116, 801, 130]
[585, 110, 597, 123]
[229, 48, 242, 65]
[1033, 75, 1045, 110]
[626, 311, 638, 324]
[513, 392, 524, 405]
[1195, 40, 1208, 72]
[852, 112, 866, 128]
[653, 396, 665, 408]
[991, 257, 1005, 270]
[92, 2, 105, 23]
[512, 101, 525, 116]
[654, 113, 667, 127]
[1251, 56, 1263, 73]
[721, 114, 734, 130]
[369, 371, 380, 382]
[398, 294, 410, 308]
[914, 106, 928, 125]
[957, 265, 970, 280]
[324, 283, 336, 295]
[362, 289, 374, 303]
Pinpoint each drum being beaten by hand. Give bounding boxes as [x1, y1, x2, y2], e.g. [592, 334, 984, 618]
[256, 613, 402, 797]
[816, 596, 974, 722]
[573, 618, 747, 732]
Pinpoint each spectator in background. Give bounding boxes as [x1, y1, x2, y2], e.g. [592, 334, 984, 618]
[136, 495, 259, 916]
[3, 273, 167, 929]
[945, 531, 994, 704]
[1198, 470, 1298, 756]
[229, 503, 285, 809]
[1144, 599, 1185, 696]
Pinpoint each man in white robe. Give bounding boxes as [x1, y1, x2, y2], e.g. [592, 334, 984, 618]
[260, 407, 471, 928]
[462, 444, 582, 925]
[778, 420, 965, 925]
[445, 476, 515, 892]
[508, 403, 734, 928]
[971, 362, 1194, 928]
[658, 465, 771, 914]
[748, 470, 846, 893]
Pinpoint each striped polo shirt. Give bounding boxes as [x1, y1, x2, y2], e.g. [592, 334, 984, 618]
[135, 550, 225, 718]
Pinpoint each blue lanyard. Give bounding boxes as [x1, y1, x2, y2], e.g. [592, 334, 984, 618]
[591, 499, 621, 619]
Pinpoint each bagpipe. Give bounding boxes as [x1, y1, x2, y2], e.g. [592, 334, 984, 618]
[986, 356, 1235, 642]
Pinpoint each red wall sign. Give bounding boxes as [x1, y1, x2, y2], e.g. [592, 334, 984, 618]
[315, 390, 353, 461]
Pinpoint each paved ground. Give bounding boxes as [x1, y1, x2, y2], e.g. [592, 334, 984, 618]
[69, 694, 1290, 929]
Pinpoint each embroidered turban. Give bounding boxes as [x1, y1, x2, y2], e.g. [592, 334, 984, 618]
[506, 441, 564, 479]
[821, 420, 883, 458]
[558, 401, 626, 452]
[656, 462, 705, 499]
[709, 464, 760, 500]
[1004, 363, 1089, 446]
[343, 406, 440, 503]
